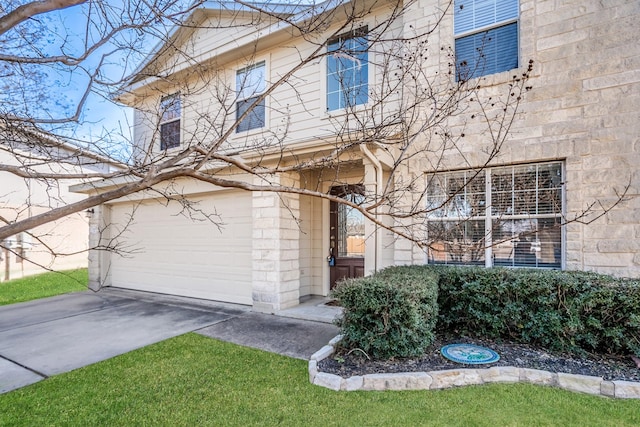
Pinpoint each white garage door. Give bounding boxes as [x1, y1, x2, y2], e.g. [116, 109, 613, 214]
[108, 190, 253, 305]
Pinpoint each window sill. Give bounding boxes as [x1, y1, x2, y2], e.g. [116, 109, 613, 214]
[158, 145, 181, 154]
[234, 127, 266, 137]
[459, 65, 539, 89]
[322, 103, 370, 120]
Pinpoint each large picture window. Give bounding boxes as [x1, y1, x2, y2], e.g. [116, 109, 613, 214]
[236, 61, 265, 132]
[159, 93, 181, 150]
[426, 162, 563, 268]
[326, 27, 368, 111]
[454, 0, 519, 80]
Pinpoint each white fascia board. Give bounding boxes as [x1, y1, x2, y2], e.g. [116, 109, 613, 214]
[69, 175, 138, 194]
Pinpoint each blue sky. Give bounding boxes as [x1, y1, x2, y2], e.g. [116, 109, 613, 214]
[25, 1, 176, 160]
[50, 3, 137, 156]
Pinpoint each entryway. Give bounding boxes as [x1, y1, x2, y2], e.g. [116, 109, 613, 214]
[329, 185, 365, 288]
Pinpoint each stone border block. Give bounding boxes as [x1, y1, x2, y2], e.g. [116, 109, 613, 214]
[557, 373, 603, 395]
[329, 335, 343, 346]
[313, 372, 343, 391]
[308, 336, 640, 399]
[613, 380, 640, 399]
[310, 345, 334, 362]
[480, 366, 520, 383]
[521, 368, 557, 386]
[343, 375, 364, 391]
[429, 369, 483, 389]
[362, 372, 432, 391]
[308, 359, 318, 383]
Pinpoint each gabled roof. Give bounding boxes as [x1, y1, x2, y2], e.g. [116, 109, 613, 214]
[124, 1, 310, 85]
[119, 0, 352, 97]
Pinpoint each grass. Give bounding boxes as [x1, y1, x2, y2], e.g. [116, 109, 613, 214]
[0, 268, 87, 306]
[1, 334, 638, 426]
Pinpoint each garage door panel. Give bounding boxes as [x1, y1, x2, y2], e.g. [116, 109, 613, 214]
[108, 191, 252, 305]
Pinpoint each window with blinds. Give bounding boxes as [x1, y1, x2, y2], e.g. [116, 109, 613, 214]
[426, 162, 563, 268]
[159, 93, 181, 150]
[454, 0, 519, 80]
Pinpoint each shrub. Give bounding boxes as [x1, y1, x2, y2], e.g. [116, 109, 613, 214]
[332, 265, 639, 359]
[434, 266, 640, 356]
[331, 266, 439, 359]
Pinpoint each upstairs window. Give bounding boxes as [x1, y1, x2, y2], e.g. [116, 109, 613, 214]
[327, 27, 368, 111]
[454, 0, 519, 80]
[160, 93, 181, 150]
[236, 61, 266, 132]
[426, 162, 563, 268]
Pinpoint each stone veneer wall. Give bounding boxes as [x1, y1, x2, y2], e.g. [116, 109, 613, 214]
[251, 173, 302, 312]
[396, 0, 640, 277]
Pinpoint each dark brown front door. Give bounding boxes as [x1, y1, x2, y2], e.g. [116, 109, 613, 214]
[329, 186, 365, 288]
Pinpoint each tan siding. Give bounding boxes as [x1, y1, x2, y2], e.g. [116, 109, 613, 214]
[140, 13, 269, 78]
[133, 4, 404, 157]
[309, 194, 325, 295]
[297, 170, 329, 296]
[298, 194, 313, 297]
[188, 16, 262, 60]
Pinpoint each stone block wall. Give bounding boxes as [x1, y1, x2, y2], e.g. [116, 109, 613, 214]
[398, 0, 640, 277]
[251, 173, 302, 312]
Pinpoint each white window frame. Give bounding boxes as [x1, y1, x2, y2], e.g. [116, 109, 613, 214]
[159, 93, 181, 151]
[235, 61, 266, 133]
[454, 0, 520, 80]
[426, 162, 564, 269]
[325, 26, 369, 112]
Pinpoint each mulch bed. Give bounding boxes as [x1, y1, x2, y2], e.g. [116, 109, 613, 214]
[319, 336, 640, 382]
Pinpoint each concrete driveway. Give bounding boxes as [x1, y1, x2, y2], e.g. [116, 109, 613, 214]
[0, 288, 339, 394]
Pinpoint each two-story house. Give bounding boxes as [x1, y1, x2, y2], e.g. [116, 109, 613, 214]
[78, 0, 639, 312]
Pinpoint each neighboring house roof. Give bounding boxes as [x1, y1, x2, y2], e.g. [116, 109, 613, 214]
[0, 124, 127, 172]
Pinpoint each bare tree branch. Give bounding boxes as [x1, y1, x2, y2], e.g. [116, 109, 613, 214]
[0, 0, 634, 278]
[0, 0, 87, 36]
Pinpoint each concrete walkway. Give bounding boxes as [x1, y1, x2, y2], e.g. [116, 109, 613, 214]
[0, 288, 340, 394]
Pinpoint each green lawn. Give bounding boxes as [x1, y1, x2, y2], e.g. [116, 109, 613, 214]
[1, 334, 638, 426]
[0, 269, 87, 306]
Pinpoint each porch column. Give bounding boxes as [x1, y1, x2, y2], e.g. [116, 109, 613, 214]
[251, 173, 301, 313]
[87, 204, 111, 291]
[391, 162, 424, 265]
[362, 157, 380, 276]
[362, 154, 396, 275]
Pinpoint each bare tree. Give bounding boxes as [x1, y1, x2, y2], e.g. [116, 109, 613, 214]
[0, 0, 629, 277]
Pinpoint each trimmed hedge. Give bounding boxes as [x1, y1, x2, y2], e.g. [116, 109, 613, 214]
[332, 265, 640, 359]
[433, 266, 640, 357]
[331, 266, 439, 359]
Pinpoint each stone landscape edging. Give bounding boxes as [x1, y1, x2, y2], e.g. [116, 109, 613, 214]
[309, 335, 640, 399]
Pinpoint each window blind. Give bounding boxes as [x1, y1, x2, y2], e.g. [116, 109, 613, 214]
[455, 22, 518, 79]
[454, 0, 519, 34]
